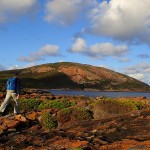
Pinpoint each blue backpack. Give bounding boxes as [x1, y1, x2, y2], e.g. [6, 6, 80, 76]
[6, 77, 18, 91]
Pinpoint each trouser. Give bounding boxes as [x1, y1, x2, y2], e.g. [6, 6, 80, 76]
[0, 91, 19, 114]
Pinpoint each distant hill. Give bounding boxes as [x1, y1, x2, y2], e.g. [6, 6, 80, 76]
[0, 62, 149, 92]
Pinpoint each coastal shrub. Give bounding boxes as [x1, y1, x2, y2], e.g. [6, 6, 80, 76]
[71, 107, 92, 120]
[123, 100, 146, 110]
[37, 101, 50, 109]
[57, 106, 92, 125]
[19, 99, 42, 112]
[40, 112, 58, 129]
[89, 99, 138, 119]
[38, 99, 75, 110]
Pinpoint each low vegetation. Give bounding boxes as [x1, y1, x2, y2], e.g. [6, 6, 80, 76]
[88, 98, 149, 119]
[57, 106, 92, 125]
[19, 99, 42, 112]
[40, 112, 58, 129]
[90, 100, 127, 119]
[38, 99, 76, 110]
[1, 94, 150, 129]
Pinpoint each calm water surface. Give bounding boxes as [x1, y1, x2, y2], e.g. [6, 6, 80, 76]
[48, 90, 150, 98]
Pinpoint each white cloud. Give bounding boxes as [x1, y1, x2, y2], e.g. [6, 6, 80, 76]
[128, 72, 150, 85]
[0, 0, 38, 23]
[69, 38, 129, 59]
[23, 62, 37, 68]
[70, 38, 87, 53]
[123, 67, 139, 74]
[98, 64, 111, 69]
[7, 63, 37, 70]
[128, 73, 145, 81]
[8, 65, 20, 70]
[138, 63, 150, 73]
[44, 0, 95, 25]
[118, 58, 130, 62]
[90, 43, 128, 58]
[0, 64, 5, 71]
[18, 44, 60, 62]
[123, 62, 150, 85]
[89, 0, 150, 44]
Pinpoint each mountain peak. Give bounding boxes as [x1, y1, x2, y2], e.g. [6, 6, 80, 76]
[0, 62, 149, 92]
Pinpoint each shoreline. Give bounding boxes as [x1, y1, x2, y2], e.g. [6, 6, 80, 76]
[42, 88, 150, 93]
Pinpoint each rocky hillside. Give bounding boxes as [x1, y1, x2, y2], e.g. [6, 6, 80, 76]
[0, 62, 149, 91]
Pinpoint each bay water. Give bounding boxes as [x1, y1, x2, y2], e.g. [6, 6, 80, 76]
[48, 90, 150, 98]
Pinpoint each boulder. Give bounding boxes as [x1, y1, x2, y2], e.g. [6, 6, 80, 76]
[15, 114, 27, 122]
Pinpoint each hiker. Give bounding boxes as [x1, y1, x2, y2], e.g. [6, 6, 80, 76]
[0, 73, 21, 115]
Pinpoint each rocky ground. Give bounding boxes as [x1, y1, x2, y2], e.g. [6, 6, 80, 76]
[0, 89, 150, 150]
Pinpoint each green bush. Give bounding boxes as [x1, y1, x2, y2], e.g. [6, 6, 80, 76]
[72, 107, 92, 120]
[19, 99, 41, 111]
[37, 101, 50, 109]
[122, 100, 146, 110]
[89, 99, 138, 119]
[38, 99, 75, 110]
[57, 106, 92, 125]
[98, 99, 137, 112]
[40, 112, 58, 129]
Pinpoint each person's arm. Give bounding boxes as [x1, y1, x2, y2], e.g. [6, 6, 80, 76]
[16, 78, 21, 98]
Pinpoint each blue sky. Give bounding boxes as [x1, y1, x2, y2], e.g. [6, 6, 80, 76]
[0, 0, 150, 85]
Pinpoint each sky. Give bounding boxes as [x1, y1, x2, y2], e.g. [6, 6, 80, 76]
[0, 0, 150, 85]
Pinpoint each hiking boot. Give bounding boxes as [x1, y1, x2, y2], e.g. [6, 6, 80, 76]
[14, 113, 21, 116]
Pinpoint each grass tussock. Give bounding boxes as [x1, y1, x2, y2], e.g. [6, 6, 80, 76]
[89, 98, 141, 119]
[57, 106, 92, 125]
[40, 112, 58, 129]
